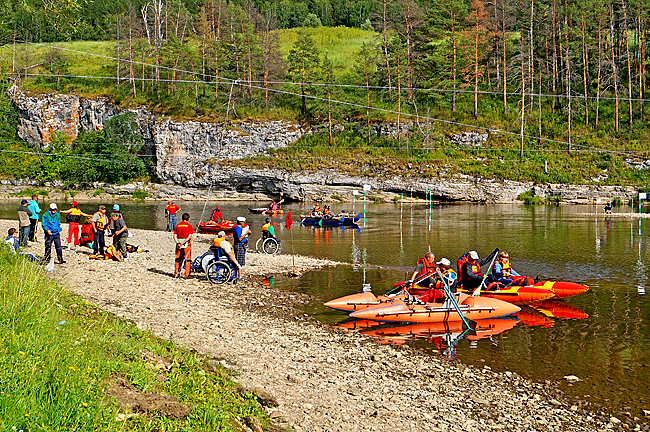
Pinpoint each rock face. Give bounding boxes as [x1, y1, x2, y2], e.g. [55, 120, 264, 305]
[7, 87, 641, 203]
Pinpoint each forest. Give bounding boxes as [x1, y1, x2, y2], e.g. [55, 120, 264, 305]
[1, 0, 650, 186]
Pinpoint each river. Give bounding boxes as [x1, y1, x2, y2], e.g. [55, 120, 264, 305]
[2, 198, 649, 417]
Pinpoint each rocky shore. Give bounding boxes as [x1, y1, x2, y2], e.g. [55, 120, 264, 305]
[1, 218, 637, 431]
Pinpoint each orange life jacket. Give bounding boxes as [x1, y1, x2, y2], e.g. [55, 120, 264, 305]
[416, 257, 436, 279]
[213, 237, 224, 248]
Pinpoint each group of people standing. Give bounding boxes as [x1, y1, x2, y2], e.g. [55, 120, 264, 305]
[13, 197, 130, 263]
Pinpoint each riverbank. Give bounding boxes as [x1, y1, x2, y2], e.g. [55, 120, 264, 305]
[2, 219, 635, 431]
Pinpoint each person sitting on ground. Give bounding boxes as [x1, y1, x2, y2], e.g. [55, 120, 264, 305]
[5, 228, 20, 252]
[604, 201, 613, 214]
[210, 206, 225, 223]
[261, 218, 278, 240]
[490, 251, 520, 285]
[418, 258, 458, 303]
[460, 249, 499, 291]
[80, 217, 94, 248]
[408, 252, 437, 289]
[210, 230, 241, 279]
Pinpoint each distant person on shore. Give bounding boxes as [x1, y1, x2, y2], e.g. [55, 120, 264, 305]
[604, 201, 613, 214]
[91, 205, 108, 258]
[42, 203, 65, 264]
[110, 212, 129, 261]
[17, 199, 33, 247]
[60, 201, 91, 251]
[166, 200, 180, 232]
[210, 206, 224, 223]
[27, 195, 40, 242]
[173, 213, 193, 278]
[210, 230, 241, 279]
[233, 216, 250, 268]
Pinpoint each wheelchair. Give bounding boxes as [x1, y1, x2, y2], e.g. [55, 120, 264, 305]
[190, 248, 239, 284]
[255, 232, 282, 255]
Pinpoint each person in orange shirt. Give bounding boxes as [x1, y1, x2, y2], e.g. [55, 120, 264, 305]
[165, 200, 181, 232]
[173, 213, 193, 278]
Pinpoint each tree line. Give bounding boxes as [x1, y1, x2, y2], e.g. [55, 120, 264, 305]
[5, 0, 650, 152]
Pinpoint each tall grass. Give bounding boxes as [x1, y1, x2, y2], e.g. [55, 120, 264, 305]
[0, 248, 265, 431]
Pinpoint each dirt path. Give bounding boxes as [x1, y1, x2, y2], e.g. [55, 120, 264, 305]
[3, 219, 628, 432]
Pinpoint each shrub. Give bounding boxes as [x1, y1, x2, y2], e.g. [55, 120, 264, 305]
[93, 189, 104, 197]
[369, 195, 383, 203]
[518, 190, 544, 204]
[331, 194, 344, 201]
[11, 188, 49, 197]
[131, 189, 148, 199]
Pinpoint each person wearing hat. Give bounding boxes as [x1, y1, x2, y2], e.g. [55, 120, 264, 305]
[408, 252, 437, 288]
[110, 212, 129, 261]
[60, 201, 91, 251]
[173, 213, 193, 278]
[210, 206, 224, 223]
[27, 194, 41, 242]
[210, 231, 241, 279]
[42, 203, 65, 264]
[604, 200, 613, 214]
[232, 216, 251, 268]
[17, 199, 33, 247]
[460, 249, 499, 290]
[108, 204, 125, 239]
[417, 258, 458, 303]
[165, 200, 180, 232]
[91, 205, 109, 258]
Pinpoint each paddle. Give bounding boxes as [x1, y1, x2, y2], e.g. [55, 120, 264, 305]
[385, 270, 435, 296]
[437, 268, 477, 331]
[472, 249, 500, 297]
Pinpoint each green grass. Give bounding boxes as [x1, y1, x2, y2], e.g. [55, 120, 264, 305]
[277, 27, 376, 77]
[131, 189, 148, 199]
[10, 188, 49, 198]
[331, 194, 344, 201]
[93, 189, 104, 197]
[0, 249, 269, 431]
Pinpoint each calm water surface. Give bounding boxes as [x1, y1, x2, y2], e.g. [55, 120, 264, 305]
[2, 199, 649, 415]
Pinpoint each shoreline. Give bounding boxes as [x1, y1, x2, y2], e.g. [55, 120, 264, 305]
[1, 219, 630, 431]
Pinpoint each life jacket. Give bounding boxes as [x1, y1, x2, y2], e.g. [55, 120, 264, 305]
[416, 257, 436, 280]
[459, 255, 482, 286]
[323, 207, 330, 215]
[104, 245, 122, 262]
[271, 202, 278, 211]
[494, 259, 512, 278]
[211, 209, 222, 222]
[314, 205, 320, 212]
[67, 208, 82, 223]
[93, 212, 107, 230]
[457, 253, 469, 275]
[433, 268, 457, 289]
[262, 222, 273, 238]
[213, 237, 225, 248]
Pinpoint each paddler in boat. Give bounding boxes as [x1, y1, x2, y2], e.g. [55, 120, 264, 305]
[489, 251, 520, 285]
[417, 258, 458, 303]
[460, 249, 498, 291]
[210, 206, 224, 224]
[408, 252, 437, 289]
[210, 230, 241, 279]
[322, 204, 333, 219]
[310, 203, 321, 217]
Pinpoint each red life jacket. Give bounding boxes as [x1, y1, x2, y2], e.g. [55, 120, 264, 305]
[457, 253, 469, 275]
[416, 257, 436, 279]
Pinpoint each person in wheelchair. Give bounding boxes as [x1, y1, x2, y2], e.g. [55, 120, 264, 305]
[210, 231, 241, 279]
[261, 218, 280, 241]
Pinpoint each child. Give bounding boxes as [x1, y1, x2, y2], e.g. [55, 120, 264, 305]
[5, 228, 20, 252]
[80, 217, 94, 249]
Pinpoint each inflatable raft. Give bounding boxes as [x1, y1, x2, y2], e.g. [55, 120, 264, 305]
[348, 294, 520, 323]
[196, 221, 235, 233]
[248, 207, 284, 215]
[458, 285, 556, 305]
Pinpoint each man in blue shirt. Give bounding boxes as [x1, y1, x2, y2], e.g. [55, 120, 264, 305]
[232, 216, 250, 268]
[27, 194, 41, 242]
[42, 203, 65, 264]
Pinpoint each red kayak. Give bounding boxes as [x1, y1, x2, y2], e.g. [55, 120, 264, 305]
[196, 220, 235, 233]
[530, 300, 589, 320]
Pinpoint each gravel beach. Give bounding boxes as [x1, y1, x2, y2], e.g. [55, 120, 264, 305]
[1, 218, 633, 432]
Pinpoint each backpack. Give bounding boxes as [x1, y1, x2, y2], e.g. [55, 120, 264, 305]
[104, 245, 123, 262]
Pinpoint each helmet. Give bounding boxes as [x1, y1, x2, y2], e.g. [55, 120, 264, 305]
[216, 206, 221, 210]
[113, 204, 120, 211]
[71, 201, 78, 207]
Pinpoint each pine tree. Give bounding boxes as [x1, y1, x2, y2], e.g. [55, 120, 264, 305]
[287, 29, 320, 115]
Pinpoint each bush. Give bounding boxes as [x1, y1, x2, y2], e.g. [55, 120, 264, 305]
[11, 188, 49, 198]
[518, 190, 544, 204]
[131, 189, 148, 199]
[93, 189, 104, 197]
[331, 194, 344, 201]
[369, 195, 383, 203]
[613, 197, 622, 206]
[303, 13, 322, 27]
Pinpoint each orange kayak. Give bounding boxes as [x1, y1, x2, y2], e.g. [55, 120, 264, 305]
[323, 291, 396, 312]
[459, 285, 555, 305]
[349, 294, 520, 323]
[533, 280, 589, 299]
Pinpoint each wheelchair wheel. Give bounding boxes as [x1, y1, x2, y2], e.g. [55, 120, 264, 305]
[263, 238, 281, 255]
[206, 261, 231, 284]
[255, 237, 264, 253]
